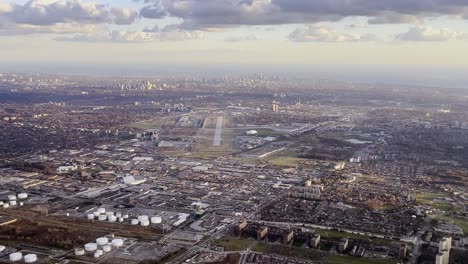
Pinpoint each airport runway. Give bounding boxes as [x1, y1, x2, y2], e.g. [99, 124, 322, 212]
[213, 116, 223, 146]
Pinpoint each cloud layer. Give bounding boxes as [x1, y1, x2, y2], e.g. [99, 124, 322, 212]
[137, 0, 468, 28]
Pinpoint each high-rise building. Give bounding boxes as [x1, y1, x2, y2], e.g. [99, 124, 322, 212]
[272, 102, 279, 112]
[435, 237, 452, 264]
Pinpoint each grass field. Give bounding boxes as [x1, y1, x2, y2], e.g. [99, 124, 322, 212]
[316, 230, 394, 246]
[252, 242, 326, 261]
[215, 236, 254, 251]
[416, 192, 457, 212]
[128, 117, 172, 130]
[327, 255, 397, 264]
[430, 215, 468, 234]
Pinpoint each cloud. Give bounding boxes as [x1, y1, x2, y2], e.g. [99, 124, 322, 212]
[225, 34, 262, 42]
[110, 8, 139, 25]
[0, 22, 101, 35]
[0, 0, 138, 26]
[289, 25, 375, 42]
[396, 26, 466, 41]
[58, 24, 204, 42]
[135, 0, 468, 29]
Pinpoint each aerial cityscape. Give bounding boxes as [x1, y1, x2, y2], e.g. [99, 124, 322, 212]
[1, 1, 468, 264]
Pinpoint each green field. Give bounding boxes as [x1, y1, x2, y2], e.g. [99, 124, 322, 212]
[316, 230, 394, 246]
[252, 242, 326, 261]
[431, 215, 468, 234]
[215, 236, 254, 251]
[327, 255, 397, 264]
[128, 117, 172, 130]
[416, 192, 457, 212]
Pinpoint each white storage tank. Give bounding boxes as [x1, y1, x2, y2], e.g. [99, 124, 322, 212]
[0, 201, 4, 206]
[105, 211, 114, 217]
[75, 248, 85, 256]
[19, 202, 24, 206]
[102, 245, 112, 252]
[24, 254, 37, 263]
[9, 252, 23, 262]
[18, 193, 28, 199]
[94, 252, 101, 258]
[96, 250, 103, 255]
[118, 217, 124, 223]
[140, 219, 150, 226]
[87, 214, 95, 220]
[9, 200, 17, 206]
[97, 208, 106, 214]
[3, 203, 9, 208]
[0, 245, 5, 252]
[138, 215, 149, 222]
[112, 239, 124, 247]
[96, 237, 109, 246]
[108, 216, 117, 223]
[85, 243, 98, 252]
[123, 214, 129, 219]
[116, 212, 122, 218]
[98, 215, 107, 221]
[8, 195, 16, 201]
[151, 216, 162, 224]
[131, 219, 139, 225]
[93, 211, 100, 217]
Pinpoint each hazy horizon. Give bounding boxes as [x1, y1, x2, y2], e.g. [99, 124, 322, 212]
[1, 63, 467, 89]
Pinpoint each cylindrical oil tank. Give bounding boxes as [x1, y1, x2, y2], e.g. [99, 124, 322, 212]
[131, 219, 139, 225]
[9, 200, 17, 206]
[87, 214, 95, 220]
[24, 254, 37, 263]
[85, 243, 98, 252]
[112, 239, 124, 247]
[98, 215, 107, 221]
[8, 195, 16, 201]
[75, 248, 85, 256]
[96, 237, 109, 246]
[18, 193, 28, 199]
[151, 216, 162, 224]
[140, 219, 150, 226]
[9, 252, 23, 262]
[102, 245, 112, 252]
[138, 215, 149, 222]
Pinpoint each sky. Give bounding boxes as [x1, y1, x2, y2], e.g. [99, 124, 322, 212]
[1, 0, 468, 84]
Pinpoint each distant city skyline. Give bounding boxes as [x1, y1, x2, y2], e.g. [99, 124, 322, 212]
[1, 0, 468, 67]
